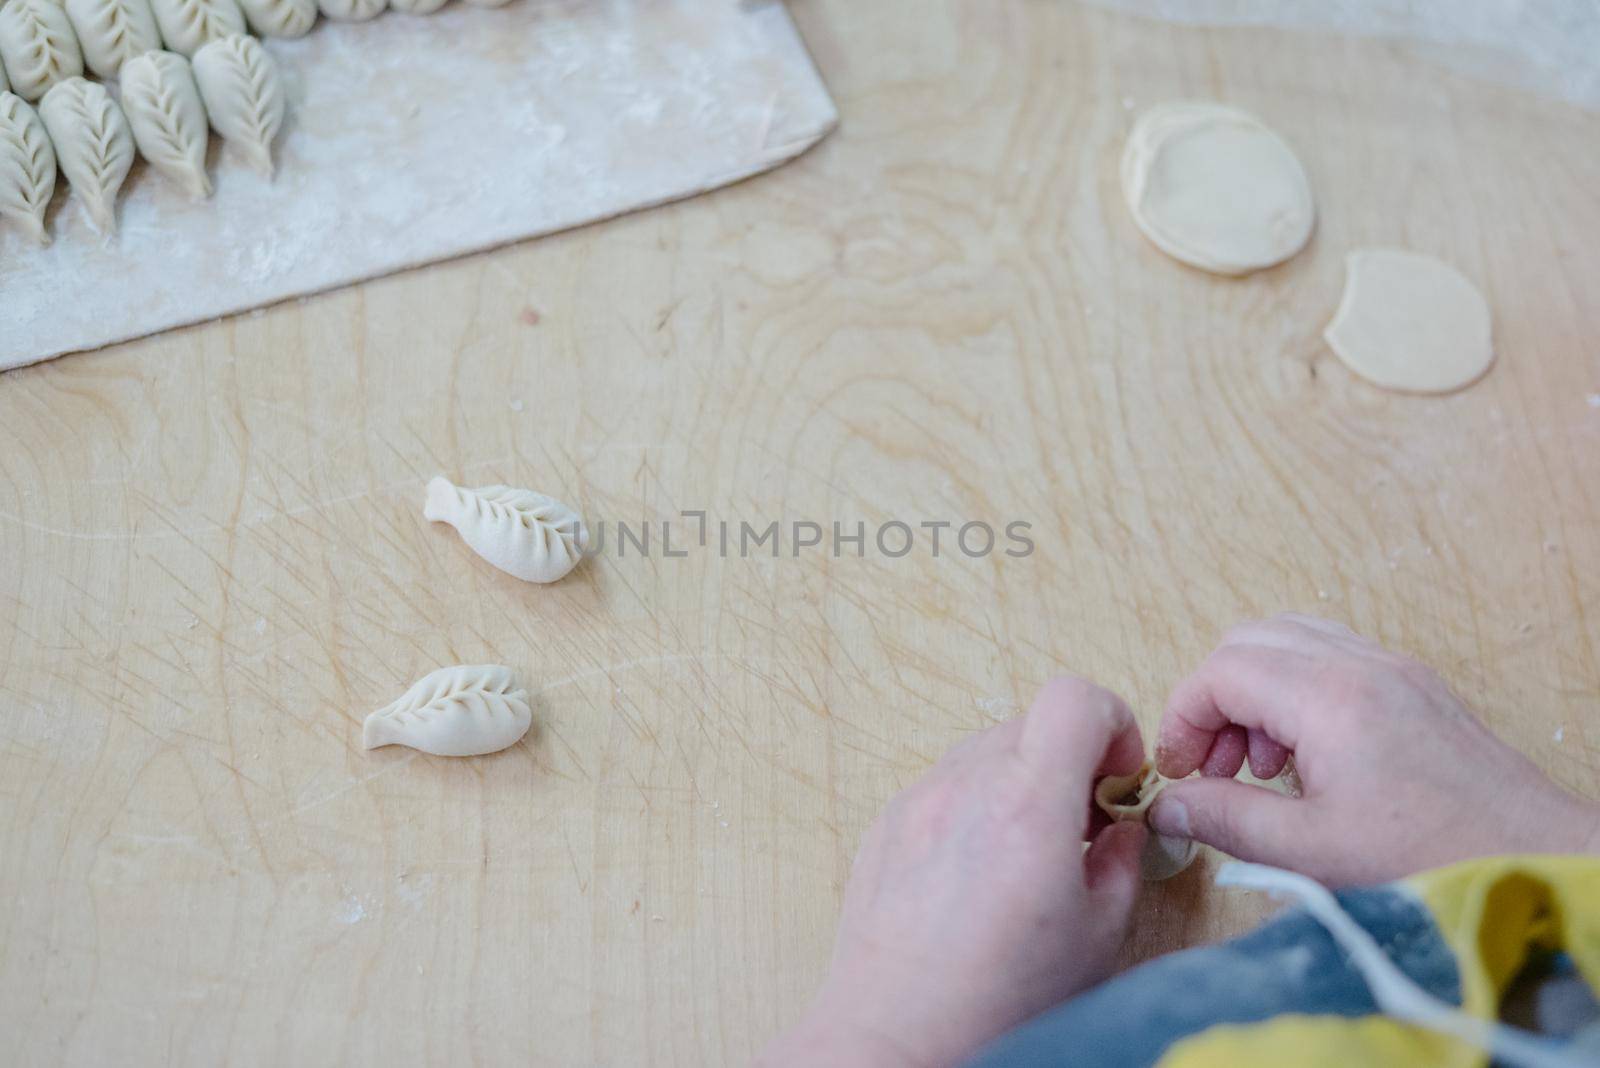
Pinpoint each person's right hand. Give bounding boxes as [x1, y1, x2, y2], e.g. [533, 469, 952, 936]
[1149, 614, 1600, 887]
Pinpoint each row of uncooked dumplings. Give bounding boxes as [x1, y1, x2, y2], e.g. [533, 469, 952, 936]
[0, 0, 520, 242]
[0, 35, 280, 238]
[0, 0, 510, 103]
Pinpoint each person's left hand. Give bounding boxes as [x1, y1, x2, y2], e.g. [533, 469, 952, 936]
[757, 678, 1149, 1068]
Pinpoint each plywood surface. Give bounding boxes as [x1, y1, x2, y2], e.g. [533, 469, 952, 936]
[3, 2, 1599, 1064]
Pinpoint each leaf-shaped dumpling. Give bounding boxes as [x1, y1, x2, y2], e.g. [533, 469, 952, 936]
[363, 664, 532, 757]
[234, 0, 316, 38]
[0, 46, 10, 93]
[120, 50, 210, 198]
[63, 0, 162, 78]
[0, 0, 84, 102]
[389, 0, 448, 13]
[425, 476, 590, 584]
[38, 77, 132, 235]
[0, 91, 55, 242]
[148, 0, 244, 57]
[192, 34, 283, 176]
[315, 0, 384, 20]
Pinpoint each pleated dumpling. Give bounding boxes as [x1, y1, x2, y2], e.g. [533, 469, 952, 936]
[38, 77, 132, 234]
[147, 0, 245, 58]
[424, 476, 589, 584]
[0, 0, 84, 102]
[120, 50, 211, 198]
[362, 664, 531, 757]
[0, 90, 55, 241]
[315, 0, 384, 21]
[234, 0, 316, 37]
[63, 0, 163, 78]
[192, 33, 283, 176]
[1094, 761, 1201, 882]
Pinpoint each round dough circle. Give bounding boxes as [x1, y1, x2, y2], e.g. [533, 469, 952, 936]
[1324, 249, 1494, 394]
[1121, 102, 1315, 276]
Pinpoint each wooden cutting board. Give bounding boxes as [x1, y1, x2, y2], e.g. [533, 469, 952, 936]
[2, 2, 1598, 1066]
[1, 0, 837, 369]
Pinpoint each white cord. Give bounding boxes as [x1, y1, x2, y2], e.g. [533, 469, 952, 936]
[1215, 861, 1589, 1068]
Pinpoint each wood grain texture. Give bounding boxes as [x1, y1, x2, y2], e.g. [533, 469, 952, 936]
[2, 2, 1599, 1064]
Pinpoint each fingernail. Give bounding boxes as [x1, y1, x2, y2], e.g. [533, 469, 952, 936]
[1150, 796, 1189, 837]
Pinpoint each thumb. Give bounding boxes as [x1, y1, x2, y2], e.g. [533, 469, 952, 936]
[1150, 778, 1308, 867]
[1083, 820, 1146, 908]
[1081, 822, 1145, 965]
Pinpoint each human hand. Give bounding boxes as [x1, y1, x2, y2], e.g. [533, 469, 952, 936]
[1150, 614, 1600, 887]
[758, 679, 1149, 1068]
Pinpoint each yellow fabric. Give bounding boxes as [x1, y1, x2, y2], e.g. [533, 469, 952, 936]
[1411, 855, 1600, 1018]
[1156, 855, 1600, 1068]
[1156, 1015, 1464, 1068]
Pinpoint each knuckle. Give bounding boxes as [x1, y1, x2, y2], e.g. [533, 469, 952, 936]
[1206, 644, 1256, 680]
[1309, 662, 1383, 718]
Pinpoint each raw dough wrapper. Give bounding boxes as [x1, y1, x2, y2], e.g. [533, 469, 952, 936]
[1094, 761, 1200, 881]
